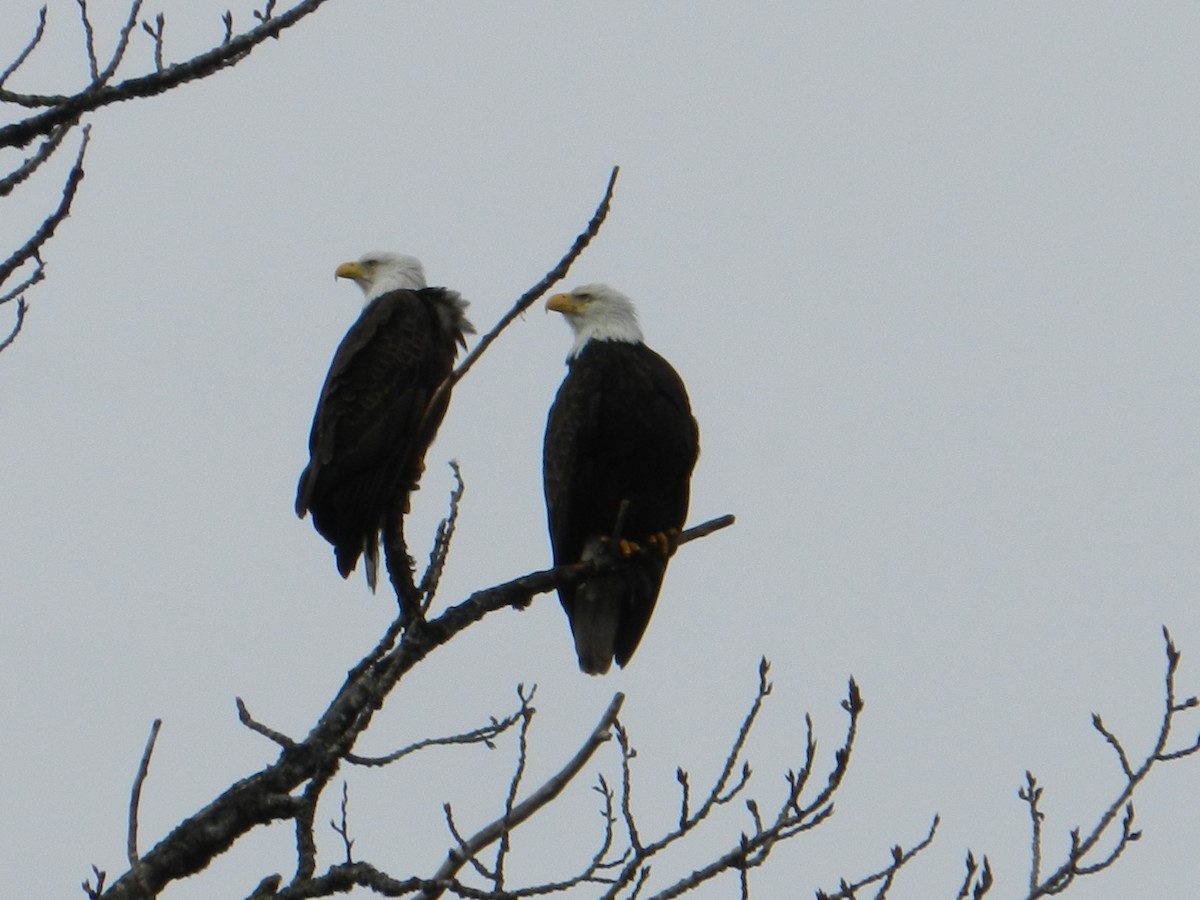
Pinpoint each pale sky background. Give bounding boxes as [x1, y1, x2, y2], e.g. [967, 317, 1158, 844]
[3, 3, 1200, 897]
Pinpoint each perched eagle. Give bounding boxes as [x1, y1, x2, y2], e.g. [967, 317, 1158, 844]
[544, 284, 699, 674]
[296, 252, 473, 589]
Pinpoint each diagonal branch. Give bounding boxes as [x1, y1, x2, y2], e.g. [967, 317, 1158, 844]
[418, 460, 466, 613]
[0, 124, 89, 289]
[0, 6, 48, 90]
[0, 297, 28, 353]
[815, 817, 941, 900]
[418, 692, 625, 900]
[410, 166, 620, 478]
[1, 0, 336, 149]
[448, 165, 620, 390]
[1027, 627, 1199, 897]
[0, 123, 73, 199]
[94, 1, 145, 86]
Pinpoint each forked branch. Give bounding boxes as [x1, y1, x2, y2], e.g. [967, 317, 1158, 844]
[1016, 627, 1198, 898]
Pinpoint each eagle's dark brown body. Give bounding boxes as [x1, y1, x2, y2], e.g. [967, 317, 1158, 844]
[297, 286, 470, 587]
[544, 339, 699, 673]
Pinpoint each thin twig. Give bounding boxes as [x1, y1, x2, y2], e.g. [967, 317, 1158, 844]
[494, 685, 537, 890]
[0, 125, 89, 289]
[419, 693, 625, 900]
[346, 706, 524, 767]
[330, 781, 354, 864]
[127, 719, 163, 891]
[0, 123, 73, 198]
[614, 720, 643, 855]
[236, 697, 296, 748]
[1019, 771, 1043, 892]
[0, 6, 48, 90]
[416, 166, 620, 443]
[1093, 713, 1134, 779]
[0, 297, 28, 354]
[142, 13, 166, 73]
[815, 817, 939, 900]
[82, 865, 107, 899]
[76, 0, 101, 82]
[419, 460, 466, 612]
[956, 852, 994, 899]
[96, 1, 144, 85]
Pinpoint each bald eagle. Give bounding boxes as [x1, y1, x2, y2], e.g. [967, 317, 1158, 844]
[296, 252, 473, 589]
[544, 284, 699, 674]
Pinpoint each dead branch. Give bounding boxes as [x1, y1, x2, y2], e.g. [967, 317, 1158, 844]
[237, 697, 298, 749]
[815, 817, 940, 900]
[0, 125, 88, 289]
[125, 718, 162, 896]
[418, 692, 625, 900]
[419, 460, 466, 613]
[1019, 627, 1198, 898]
[1, 1, 337, 149]
[406, 165, 621, 519]
[0, 296, 28, 352]
[330, 782, 354, 864]
[590, 666, 869, 900]
[956, 851, 995, 899]
[0, 6, 48, 90]
[1, 2, 342, 352]
[93, 519, 731, 894]
[492, 685, 536, 891]
[1, 123, 73, 198]
[346, 708, 524, 767]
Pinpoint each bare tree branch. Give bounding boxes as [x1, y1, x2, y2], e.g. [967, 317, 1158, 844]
[125, 718, 162, 898]
[815, 816, 940, 900]
[493, 685, 536, 891]
[0, 122, 73, 198]
[1020, 626, 1198, 898]
[329, 782, 354, 865]
[447, 165, 621, 391]
[91, 377, 728, 897]
[574, 665, 873, 900]
[75, 0, 102, 83]
[346, 696, 525, 767]
[237, 696, 298, 749]
[0, 296, 29, 352]
[419, 460, 466, 614]
[142, 13, 166, 74]
[0, 6, 48, 90]
[1, 0, 336, 149]
[956, 851, 995, 899]
[411, 166, 621, 460]
[418, 692, 625, 900]
[1, 2, 343, 352]
[0, 124, 88, 289]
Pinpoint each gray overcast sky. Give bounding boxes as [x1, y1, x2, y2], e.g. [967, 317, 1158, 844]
[3, 2, 1200, 897]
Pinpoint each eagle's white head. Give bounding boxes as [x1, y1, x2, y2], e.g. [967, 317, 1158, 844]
[546, 283, 644, 358]
[335, 252, 427, 304]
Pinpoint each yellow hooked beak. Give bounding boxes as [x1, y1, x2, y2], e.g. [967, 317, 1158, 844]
[546, 292, 584, 314]
[335, 261, 364, 281]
